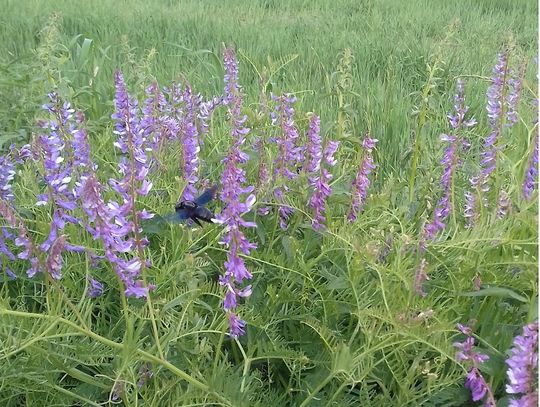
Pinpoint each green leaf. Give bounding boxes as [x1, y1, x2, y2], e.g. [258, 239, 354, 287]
[459, 287, 528, 303]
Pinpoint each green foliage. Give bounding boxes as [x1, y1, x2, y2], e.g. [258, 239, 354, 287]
[0, 0, 538, 406]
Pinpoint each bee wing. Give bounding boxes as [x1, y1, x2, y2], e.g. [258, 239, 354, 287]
[195, 185, 218, 206]
[164, 211, 189, 223]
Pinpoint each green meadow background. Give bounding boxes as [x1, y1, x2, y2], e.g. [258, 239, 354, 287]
[0, 0, 537, 406]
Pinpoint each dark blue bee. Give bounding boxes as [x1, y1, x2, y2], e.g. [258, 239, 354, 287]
[173, 186, 218, 227]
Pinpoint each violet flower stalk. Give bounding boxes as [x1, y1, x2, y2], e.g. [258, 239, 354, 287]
[218, 47, 257, 338]
[306, 115, 339, 230]
[348, 133, 377, 222]
[180, 84, 201, 201]
[506, 320, 538, 407]
[32, 93, 91, 279]
[523, 132, 538, 201]
[271, 93, 302, 229]
[453, 323, 496, 407]
[106, 70, 155, 297]
[424, 79, 476, 243]
[0, 199, 40, 277]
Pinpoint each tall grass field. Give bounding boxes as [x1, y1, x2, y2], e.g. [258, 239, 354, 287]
[0, 0, 538, 406]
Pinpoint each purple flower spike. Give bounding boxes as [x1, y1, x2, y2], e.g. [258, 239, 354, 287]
[472, 50, 510, 199]
[180, 84, 201, 201]
[424, 79, 476, 242]
[218, 48, 257, 337]
[348, 133, 378, 222]
[453, 323, 496, 406]
[523, 133, 538, 201]
[88, 277, 104, 298]
[271, 93, 302, 229]
[306, 115, 339, 231]
[506, 321, 538, 407]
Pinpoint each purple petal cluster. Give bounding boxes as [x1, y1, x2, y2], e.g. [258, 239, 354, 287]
[453, 323, 496, 406]
[497, 189, 511, 219]
[506, 62, 527, 127]
[0, 199, 40, 277]
[306, 115, 339, 230]
[506, 321, 538, 407]
[198, 95, 222, 135]
[81, 70, 155, 298]
[218, 48, 257, 338]
[473, 50, 510, 199]
[180, 84, 201, 201]
[424, 80, 475, 243]
[348, 133, 377, 222]
[523, 133, 538, 201]
[87, 277, 104, 298]
[271, 93, 302, 229]
[80, 175, 149, 298]
[33, 93, 96, 278]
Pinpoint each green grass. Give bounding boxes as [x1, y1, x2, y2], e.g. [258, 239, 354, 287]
[0, 1, 538, 406]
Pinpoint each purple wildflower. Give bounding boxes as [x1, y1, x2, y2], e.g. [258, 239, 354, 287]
[306, 115, 339, 230]
[506, 321, 538, 407]
[198, 95, 222, 135]
[413, 258, 429, 297]
[474, 50, 509, 198]
[424, 80, 476, 242]
[453, 323, 496, 406]
[271, 93, 302, 229]
[0, 199, 40, 277]
[228, 312, 246, 338]
[523, 133, 538, 201]
[217, 47, 257, 337]
[0, 154, 16, 201]
[88, 277, 104, 298]
[180, 84, 200, 201]
[497, 189, 512, 218]
[80, 175, 149, 298]
[348, 133, 378, 222]
[506, 61, 527, 127]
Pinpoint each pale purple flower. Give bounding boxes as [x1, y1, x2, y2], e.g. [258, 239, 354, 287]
[464, 190, 479, 228]
[474, 50, 509, 197]
[217, 48, 257, 337]
[506, 321, 538, 407]
[306, 115, 339, 230]
[88, 277, 104, 298]
[271, 93, 302, 229]
[497, 189, 511, 218]
[348, 133, 377, 222]
[0, 154, 16, 201]
[180, 84, 200, 201]
[454, 323, 496, 406]
[506, 62, 527, 127]
[413, 258, 429, 297]
[0, 201, 39, 277]
[228, 312, 246, 338]
[423, 80, 475, 243]
[198, 95, 222, 135]
[523, 133, 538, 201]
[137, 363, 154, 388]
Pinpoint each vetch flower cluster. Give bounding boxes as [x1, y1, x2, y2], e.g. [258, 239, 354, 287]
[348, 133, 377, 222]
[453, 323, 496, 407]
[306, 114, 339, 230]
[424, 79, 475, 244]
[271, 93, 302, 229]
[217, 48, 257, 338]
[506, 320, 538, 407]
[523, 130, 538, 201]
